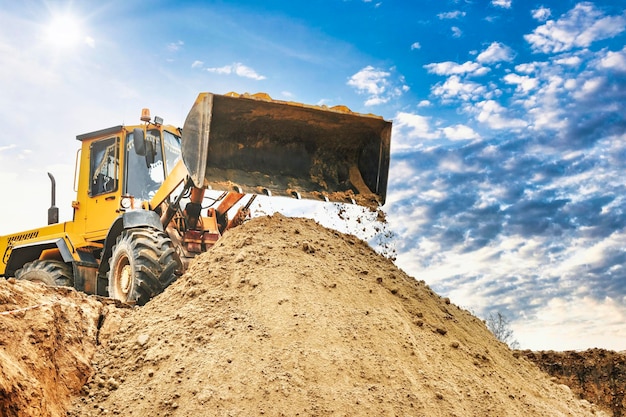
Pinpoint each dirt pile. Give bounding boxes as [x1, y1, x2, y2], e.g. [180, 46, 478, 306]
[67, 214, 605, 416]
[523, 349, 626, 417]
[0, 214, 611, 416]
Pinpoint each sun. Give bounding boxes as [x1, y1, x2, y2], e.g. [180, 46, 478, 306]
[44, 13, 84, 48]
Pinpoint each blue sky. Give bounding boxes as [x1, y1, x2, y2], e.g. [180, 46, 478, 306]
[1, 0, 625, 350]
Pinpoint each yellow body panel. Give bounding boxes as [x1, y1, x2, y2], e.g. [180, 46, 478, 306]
[0, 221, 97, 275]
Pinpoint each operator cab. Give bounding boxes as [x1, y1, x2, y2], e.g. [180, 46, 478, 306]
[74, 111, 182, 234]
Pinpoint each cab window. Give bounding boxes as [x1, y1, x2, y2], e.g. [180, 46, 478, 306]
[90, 137, 119, 196]
[125, 129, 165, 200]
[163, 130, 182, 175]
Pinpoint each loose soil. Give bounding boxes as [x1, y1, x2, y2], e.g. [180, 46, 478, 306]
[0, 214, 611, 416]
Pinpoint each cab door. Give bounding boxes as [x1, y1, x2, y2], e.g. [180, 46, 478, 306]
[83, 136, 122, 236]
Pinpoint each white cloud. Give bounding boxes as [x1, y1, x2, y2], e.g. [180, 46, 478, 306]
[599, 47, 626, 72]
[0, 144, 17, 153]
[438, 11, 466, 20]
[438, 154, 478, 174]
[491, 0, 511, 8]
[477, 42, 515, 64]
[441, 124, 480, 141]
[503, 73, 538, 93]
[207, 65, 234, 75]
[515, 62, 540, 74]
[431, 75, 486, 102]
[525, 3, 626, 54]
[348, 66, 389, 96]
[528, 107, 566, 131]
[364, 96, 389, 106]
[191, 60, 203, 69]
[167, 40, 184, 52]
[394, 112, 440, 141]
[531, 6, 551, 22]
[509, 55, 613, 133]
[572, 76, 604, 100]
[563, 78, 577, 90]
[451, 26, 462, 38]
[474, 100, 527, 129]
[410, 42, 421, 50]
[347, 66, 408, 106]
[554, 55, 582, 66]
[205, 62, 266, 80]
[424, 61, 488, 76]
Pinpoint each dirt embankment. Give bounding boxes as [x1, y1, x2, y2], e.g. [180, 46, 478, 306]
[0, 280, 126, 417]
[523, 349, 626, 417]
[0, 214, 611, 416]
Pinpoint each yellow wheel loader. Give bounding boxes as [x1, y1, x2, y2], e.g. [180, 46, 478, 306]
[0, 92, 392, 305]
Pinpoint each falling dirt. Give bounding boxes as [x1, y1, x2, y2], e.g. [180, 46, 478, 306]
[0, 215, 613, 416]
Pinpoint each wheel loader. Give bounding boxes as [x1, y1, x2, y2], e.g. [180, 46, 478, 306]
[0, 92, 392, 305]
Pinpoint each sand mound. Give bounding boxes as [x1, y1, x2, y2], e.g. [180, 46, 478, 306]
[61, 214, 604, 416]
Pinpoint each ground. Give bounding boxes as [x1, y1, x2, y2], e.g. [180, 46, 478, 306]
[0, 214, 614, 416]
[522, 349, 626, 417]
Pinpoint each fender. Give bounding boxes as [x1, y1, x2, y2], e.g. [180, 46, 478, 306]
[5, 238, 73, 277]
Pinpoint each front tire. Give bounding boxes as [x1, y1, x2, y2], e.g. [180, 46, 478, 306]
[15, 260, 74, 287]
[108, 227, 178, 305]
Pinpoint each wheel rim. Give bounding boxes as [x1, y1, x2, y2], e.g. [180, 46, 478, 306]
[114, 255, 133, 298]
[108, 228, 179, 305]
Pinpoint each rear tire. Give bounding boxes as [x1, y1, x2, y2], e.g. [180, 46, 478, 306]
[15, 260, 74, 287]
[108, 228, 178, 306]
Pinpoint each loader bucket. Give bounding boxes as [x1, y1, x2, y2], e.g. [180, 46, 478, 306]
[181, 92, 392, 208]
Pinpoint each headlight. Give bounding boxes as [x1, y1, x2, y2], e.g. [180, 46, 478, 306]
[120, 196, 133, 210]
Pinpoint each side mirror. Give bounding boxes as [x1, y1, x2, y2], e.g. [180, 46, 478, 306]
[133, 128, 146, 156]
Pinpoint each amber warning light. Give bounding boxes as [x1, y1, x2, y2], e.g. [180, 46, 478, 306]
[140, 108, 151, 122]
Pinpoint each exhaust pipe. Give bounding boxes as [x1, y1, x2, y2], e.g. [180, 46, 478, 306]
[47, 172, 59, 225]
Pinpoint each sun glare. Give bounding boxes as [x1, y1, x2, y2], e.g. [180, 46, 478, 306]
[44, 13, 84, 48]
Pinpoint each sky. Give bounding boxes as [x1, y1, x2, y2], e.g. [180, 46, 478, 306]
[0, 0, 625, 351]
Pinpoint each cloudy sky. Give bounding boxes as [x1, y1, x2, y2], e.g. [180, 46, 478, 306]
[1, 0, 625, 351]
